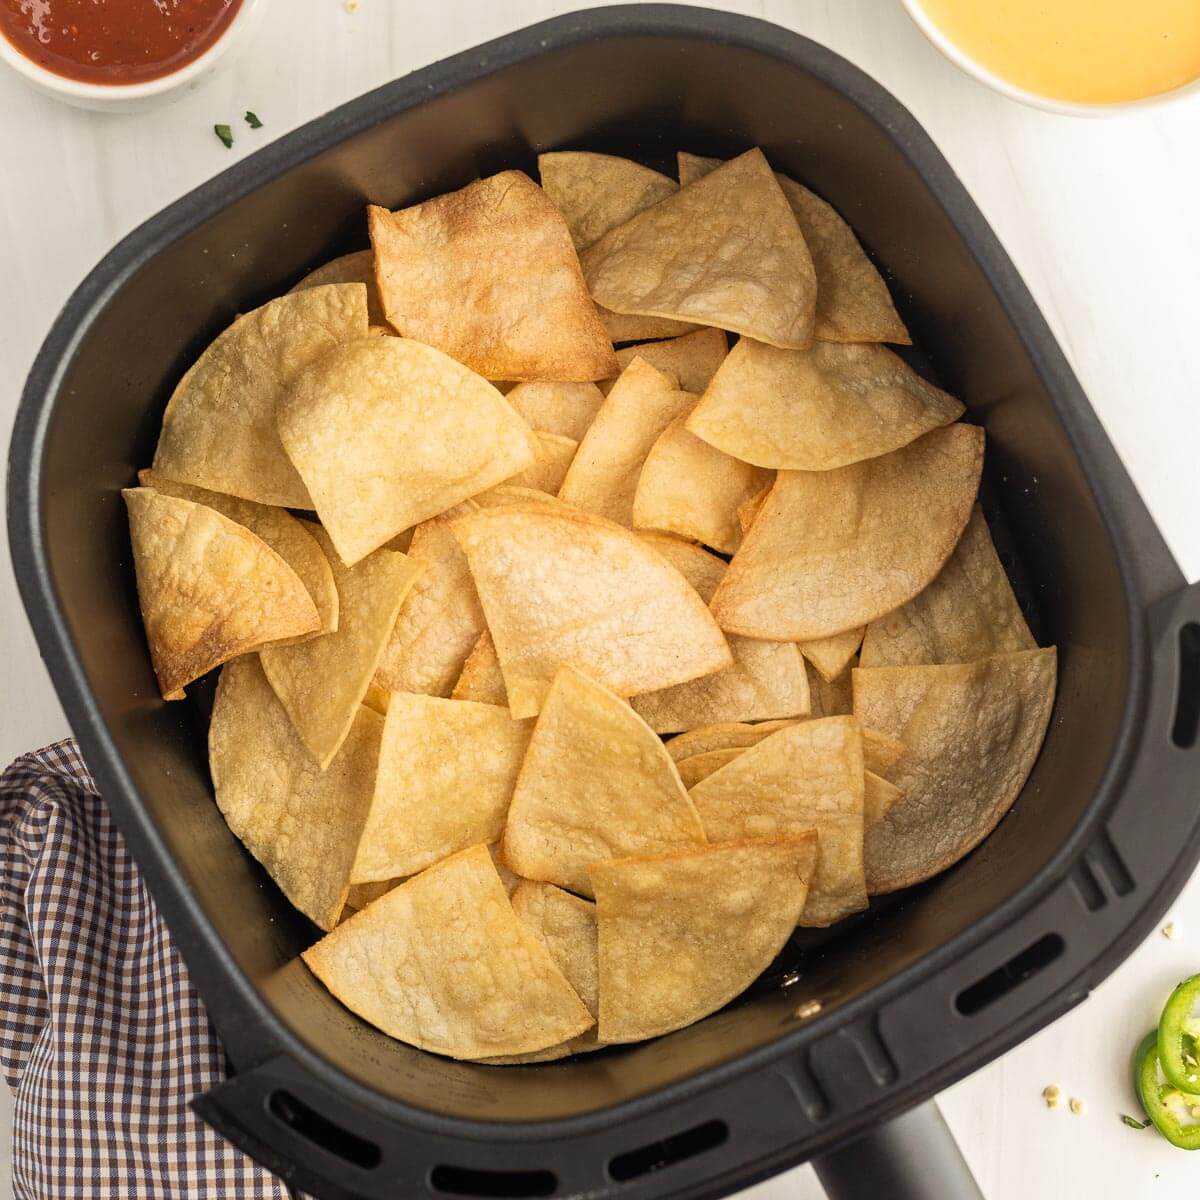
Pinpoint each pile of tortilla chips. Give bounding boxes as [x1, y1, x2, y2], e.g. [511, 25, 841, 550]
[125, 146, 1056, 1062]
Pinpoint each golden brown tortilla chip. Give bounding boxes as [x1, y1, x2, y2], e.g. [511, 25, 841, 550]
[368, 172, 616, 381]
[344, 878, 400, 912]
[209, 656, 380, 931]
[854, 648, 1057, 893]
[736, 485, 771, 535]
[361, 685, 390, 715]
[260, 524, 420, 768]
[807, 660, 853, 717]
[303, 844, 593, 1058]
[712, 425, 984, 640]
[152, 284, 367, 507]
[675, 747, 745, 789]
[582, 149, 817, 350]
[470, 485, 575, 513]
[451, 504, 731, 719]
[865, 771, 903, 829]
[664, 720, 799, 762]
[591, 836, 818, 1042]
[450, 631, 508, 706]
[862, 727, 906, 778]
[513, 431, 578, 494]
[503, 381, 605, 441]
[289, 249, 389, 327]
[598, 306, 702, 343]
[799, 627, 865, 684]
[124, 488, 320, 700]
[607, 328, 729, 395]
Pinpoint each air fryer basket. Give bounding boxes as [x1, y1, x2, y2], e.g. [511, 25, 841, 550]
[7, 7, 1200, 1200]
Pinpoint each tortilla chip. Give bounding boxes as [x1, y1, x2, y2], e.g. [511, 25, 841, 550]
[736, 485, 770, 535]
[259, 524, 420, 768]
[503, 381, 605, 441]
[862, 727, 906, 777]
[344, 878, 400, 912]
[591, 836, 818, 1043]
[859, 507, 1036, 668]
[598, 306, 702, 343]
[633, 416, 773, 553]
[854, 648, 1056, 893]
[865, 771, 903, 829]
[368, 172, 616, 381]
[490, 844, 522, 896]
[799, 628, 865, 684]
[278, 337, 535, 566]
[664, 720, 799, 762]
[631, 534, 809, 732]
[289, 249, 389, 327]
[209, 656, 380, 930]
[362, 685, 390, 715]
[807, 660, 853, 717]
[351, 695, 531, 881]
[501, 667, 706, 896]
[152, 284, 367, 507]
[123, 488, 321, 700]
[451, 632, 508, 706]
[581, 149, 817, 350]
[303, 844, 594, 1058]
[606, 328, 729, 395]
[451, 504, 731, 719]
[471, 484, 575, 513]
[689, 717, 867, 926]
[688, 338, 962, 470]
[138, 469, 337, 641]
[676, 748, 744, 789]
[513, 432, 578, 494]
[712, 425, 984, 641]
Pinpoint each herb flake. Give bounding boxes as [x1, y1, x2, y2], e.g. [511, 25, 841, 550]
[1120, 1113, 1151, 1130]
[244, 111, 263, 129]
[214, 124, 234, 150]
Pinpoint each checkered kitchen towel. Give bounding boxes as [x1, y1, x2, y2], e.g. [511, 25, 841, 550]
[0, 740, 291, 1199]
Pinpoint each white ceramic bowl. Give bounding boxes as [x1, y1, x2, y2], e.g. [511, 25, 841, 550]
[0, 0, 268, 112]
[900, 0, 1200, 116]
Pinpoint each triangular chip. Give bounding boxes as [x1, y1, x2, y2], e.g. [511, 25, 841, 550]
[344, 878, 399, 913]
[362, 684, 390, 715]
[289, 249, 389, 327]
[862, 727, 906, 778]
[598, 306, 702, 344]
[124, 488, 320, 699]
[278, 337, 536, 565]
[799, 627, 866, 684]
[631, 535, 809, 732]
[471, 484, 575, 513]
[152, 284, 367, 507]
[504, 381, 605, 441]
[581, 149, 817, 350]
[689, 718, 867, 926]
[260, 525, 420, 768]
[736, 485, 771, 535]
[807, 659, 853, 717]
[854, 648, 1057, 893]
[606, 328, 729, 395]
[368, 172, 616, 381]
[451, 631, 508, 705]
[591, 836, 818, 1043]
[865, 771, 903, 829]
[664, 719, 799, 762]
[513, 432, 578, 495]
[351, 695, 531, 881]
[859, 506, 1036, 668]
[451, 504, 731, 718]
[687, 337, 963, 470]
[303, 844, 593, 1059]
[712, 424, 984, 640]
[676, 748, 745, 789]
[210, 656, 380, 931]
[501, 667, 706, 896]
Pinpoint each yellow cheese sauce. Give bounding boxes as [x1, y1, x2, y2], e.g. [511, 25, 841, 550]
[917, 0, 1200, 105]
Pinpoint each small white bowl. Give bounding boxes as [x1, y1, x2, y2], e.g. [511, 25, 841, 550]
[0, 0, 268, 113]
[900, 0, 1200, 117]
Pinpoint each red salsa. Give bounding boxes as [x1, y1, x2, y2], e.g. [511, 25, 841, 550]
[0, 0, 244, 86]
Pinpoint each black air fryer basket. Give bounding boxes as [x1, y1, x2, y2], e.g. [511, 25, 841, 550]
[8, 8, 1200, 1200]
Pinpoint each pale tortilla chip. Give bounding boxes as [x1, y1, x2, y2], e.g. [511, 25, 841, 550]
[854, 648, 1057, 893]
[451, 504, 732, 719]
[664, 719, 799, 762]
[303, 844, 594, 1058]
[124, 488, 320, 700]
[862, 727, 906, 778]
[689, 717, 867, 926]
[289, 249, 389, 327]
[451, 631, 508, 705]
[865, 771, 903, 829]
[598, 306, 702, 344]
[260, 524, 420, 768]
[209, 656, 380, 931]
[368, 172, 616, 381]
[352, 695, 531, 881]
[504, 381, 605, 441]
[470, 484, 574, 513]
[278, 337, 536, 566]
[677, 153, 909, 344]
[513, 432, 578, 494]
[687, 337, 963, 470]
[799, 627, 865, 684]
[676, 748, 744, 789]
[712, 425, 984, 640]
[152, 284, 367, 507]
[490, 844, 523, 896]
[591, 836, 818, 1043]
[582, 149, 817, 350]
[344, 878, 399, 912]
[859, 506, 1036, 668]
[736, 485, 770, 535]
[606, 328, 729, 395]
[807, 660, 853, 717]
[501, 667, 706, 897]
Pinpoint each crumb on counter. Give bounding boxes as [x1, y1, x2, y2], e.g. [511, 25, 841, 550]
[1162, 921, 1181, 940]
[344, 0, 361, 12]
[794, 999, 822, 1020]
[1069, 1097, 1085, 1115]
[1043, 1084, 1061, 1109]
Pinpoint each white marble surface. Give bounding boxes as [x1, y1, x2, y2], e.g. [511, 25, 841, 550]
[1, 2, 1198, 1197]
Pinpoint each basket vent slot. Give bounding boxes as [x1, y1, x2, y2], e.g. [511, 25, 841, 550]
[267, 1088, 381, 1169]
[1172, 623, 1200, 748]
[429, 1167, 557, 1197]
[954, 933, 1064, 1016]
[607, 1119, 729, 1182]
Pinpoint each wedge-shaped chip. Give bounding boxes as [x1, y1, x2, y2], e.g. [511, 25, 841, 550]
[344, 878, 399, 913]
[303, 844, 593, 1058]
[865, 771, 903, 829]
[290, 249, 389, 327]
[591, 836, 818, 1043]
[633, 416, 772, 553]
[582, 149, 817, 350]
[504, 381, 605, 441]
[855, 648, 1056, 893]
[862, 727, 905, 778]
[278, 337, 536, 565]
[260, 525, 420, 768]
[807, 660, 853, 717]
[124, 489, 320, 700]
[152, 284, 367, 507]
[210, 657, 380, 930]
[689, 718, 867, 926]
[352, 695, 531, 881]
[687, 338, 963, 471]
[607, 328, 729, 395]
[631, 535, 809, 732]
[362, 684, 390, 715]
[736, 485, 770, 535]
[514, 432, 578, 494]
[368, 172, 617, 381]
[558, 357, 694, 526]
[712, 425, 984, 641]
[138, 470, 337, 641]
[676, 748, 744, 789]
[452, 505, 732, 718]
[800, 627, 865, 684]
[859, 507, 1036, 668]
[598, 306, 701, 344]
[451, 632, 508, 705]
[664, 719, 799, 762]
[471, 485, 574, 513]
[501, 667, 706, 896]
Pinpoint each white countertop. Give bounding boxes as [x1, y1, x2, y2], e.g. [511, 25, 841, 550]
[2, 2, 1199, 1197]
